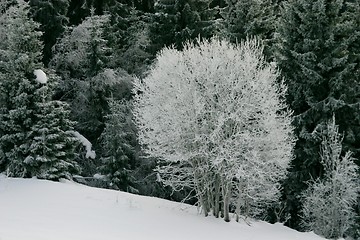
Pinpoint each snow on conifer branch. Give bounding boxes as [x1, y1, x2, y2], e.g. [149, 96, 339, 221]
[69, 131, 96, 159]
[34, 69, 47, 84]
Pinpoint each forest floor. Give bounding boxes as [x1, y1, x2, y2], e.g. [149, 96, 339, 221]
[0, 175, 325, 240]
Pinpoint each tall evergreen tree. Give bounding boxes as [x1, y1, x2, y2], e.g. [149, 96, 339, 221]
[51, 13, 111, 141]
[103, 1, 152, 76]
[221, 0, 282, 59]
[27, 72, 80, 180]
[51, 12, 131, 169]
[0, 1, 79, 179]
[100, 99, 137, 192]
[275, 0, 360, 228]
[29, 0, 70, 65]
[0, 0, 43, 174]
[149, 0, 220, 52]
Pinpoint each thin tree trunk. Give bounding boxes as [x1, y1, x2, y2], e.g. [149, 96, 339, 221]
[193, 158, 210, 217]
[223, 181, 231, 222]
[213, 173, 221, 218]
[198, 185, 209, 217]
[236, 182, 244, 222]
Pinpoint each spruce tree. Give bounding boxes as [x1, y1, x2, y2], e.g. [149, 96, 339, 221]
[51, 13, 114, 144]
[29, 0, 70, 65]
[51, 12, 135, 180]
[275, 0, 360, 228]
[0, 1, 79, 179]
[149, 0, 219, 52]
[27, 73, 80, 180]
[0, 0, 43, 175]
[100, 100, 137, 192]
[104, 1, 152, 76]
[221, 0, 282, 59]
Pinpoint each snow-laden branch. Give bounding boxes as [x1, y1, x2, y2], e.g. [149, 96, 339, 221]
[33, 69, 47, 84]
[68, 131, 96, 159]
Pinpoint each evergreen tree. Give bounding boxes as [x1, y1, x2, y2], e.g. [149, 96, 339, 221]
[100, 99, 137, 192]
[51, 12, 135, 180]
[104, 1, 152, 76]
[0, 1, 79, 179]
[275, 0, 360, 228]
[221, 0, 282, 59]
[67, 0, 87, 25]
[27, 72, 80, 180]
[29, 0, 70, 65]
[0, 0, 43, 175]
[149, 0, 220, 52]
[51, 13, 114, 144]
[66, 0, 154, 26]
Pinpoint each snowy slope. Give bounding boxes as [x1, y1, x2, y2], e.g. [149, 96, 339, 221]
[0, 175, 324, 240]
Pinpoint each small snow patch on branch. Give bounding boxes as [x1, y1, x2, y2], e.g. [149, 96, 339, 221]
[34, 69, 48, 84]
[69, 131, 96, 159]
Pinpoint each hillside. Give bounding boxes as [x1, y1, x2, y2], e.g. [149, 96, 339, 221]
[0, 175, 325, 240]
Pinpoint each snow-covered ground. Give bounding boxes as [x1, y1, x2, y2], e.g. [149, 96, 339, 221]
[0, 175, 324, 240]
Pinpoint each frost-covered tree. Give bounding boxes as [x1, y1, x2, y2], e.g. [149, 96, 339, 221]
[134, 38, 295, 221]
[302, 116, 359, 239]
[0, 0, 16, 13]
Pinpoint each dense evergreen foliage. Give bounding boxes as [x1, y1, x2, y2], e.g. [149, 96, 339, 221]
[149, 0, 220, 52]
[1, 0, 359, 237]
[51, 13, 114, 145]
[275, 0, 360, 230]
[29, 0, 70, 65]
[221, 0, 281, 58]
[100, 99, 137, 192]
[0, 1, 79, 179]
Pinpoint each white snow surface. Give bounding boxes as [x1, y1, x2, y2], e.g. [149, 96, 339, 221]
[33, 69, 47, 84]
[69, 131, 96, 159]
[0, 176, 326, 240]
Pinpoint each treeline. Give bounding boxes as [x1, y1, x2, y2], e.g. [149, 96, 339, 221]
[0, 0, 359, 238]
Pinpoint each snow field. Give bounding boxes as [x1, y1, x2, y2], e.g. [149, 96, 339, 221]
[0, 176, 325, 240]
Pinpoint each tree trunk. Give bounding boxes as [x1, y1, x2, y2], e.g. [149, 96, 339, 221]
[203, 190, 210, 217]
[235, 182, 244, 222]
[213, 173, 221, 218]
[223, 181, 231, 222]
[193, 159, 209, 217]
